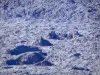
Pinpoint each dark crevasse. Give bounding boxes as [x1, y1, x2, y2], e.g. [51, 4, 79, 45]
[73, 53, 81, 57]
[8, 45, 42, 55]
[39, 38, 53, 46]
[72, 67, 90, 71]
[3, 66, 13, 69]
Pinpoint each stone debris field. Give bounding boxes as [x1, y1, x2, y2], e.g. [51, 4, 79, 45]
[0, 0, 100, 75]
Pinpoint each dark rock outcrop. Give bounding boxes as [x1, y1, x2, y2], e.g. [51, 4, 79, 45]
[49, 31, 60, 40]
[39, 38, 53, 46]
[8, 45, 42, 55]
[6, 45, 54, 66]
[6, 52, 53, 66]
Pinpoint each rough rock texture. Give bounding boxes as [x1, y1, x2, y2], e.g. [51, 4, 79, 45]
[0, 0, 100, 75]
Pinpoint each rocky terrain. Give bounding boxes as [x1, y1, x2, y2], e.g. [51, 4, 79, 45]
[0, 0, 100, 75]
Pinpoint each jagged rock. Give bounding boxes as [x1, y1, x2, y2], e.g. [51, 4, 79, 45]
[63, 33, 73, 39]
[49, 31, 60, 40]
[39, 38, 53, 46]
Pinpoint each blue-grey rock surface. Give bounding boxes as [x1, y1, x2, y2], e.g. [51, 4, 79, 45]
[0, 0, 100, 75]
